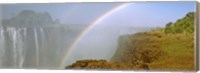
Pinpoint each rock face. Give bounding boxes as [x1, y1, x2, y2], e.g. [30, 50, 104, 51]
[65, 59, 150, 70]
[111, 32, 164, 69]
[65, 60, 124, 70]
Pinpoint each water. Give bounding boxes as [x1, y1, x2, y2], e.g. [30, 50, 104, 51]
[0, 27, 5, 67]
[0, 27, 26, 68]
[0, 26, 82, 69]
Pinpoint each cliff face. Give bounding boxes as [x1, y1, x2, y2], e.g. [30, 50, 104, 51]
[111, 30, 194, 71]
[111, 31, 165, 69]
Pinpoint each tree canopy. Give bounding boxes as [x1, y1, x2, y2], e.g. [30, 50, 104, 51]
[165, 12, 195, 34]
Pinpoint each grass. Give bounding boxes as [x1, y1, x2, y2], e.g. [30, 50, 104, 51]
[149, 33, 195, 71]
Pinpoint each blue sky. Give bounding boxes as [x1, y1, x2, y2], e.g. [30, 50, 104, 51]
[1, 2, 196, 27]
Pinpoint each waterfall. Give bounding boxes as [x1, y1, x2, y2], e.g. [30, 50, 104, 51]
[4, 27, 26, 68]
[0, 27, 5, 67]
[19, 28, 26, 68]
[7, 28, 18, 67]
[0, 27, 27, 68]
[0, 27, 41, 68]
[0, 26, 81, 69]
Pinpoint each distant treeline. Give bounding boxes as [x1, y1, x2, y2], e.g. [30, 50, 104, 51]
[165, 12, 195, 34]
[2, 10, 61, 27]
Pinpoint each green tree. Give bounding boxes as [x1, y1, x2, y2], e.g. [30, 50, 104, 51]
[164, 12, 195, 34]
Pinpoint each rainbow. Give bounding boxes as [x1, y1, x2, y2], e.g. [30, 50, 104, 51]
[59, 3, 130, 68]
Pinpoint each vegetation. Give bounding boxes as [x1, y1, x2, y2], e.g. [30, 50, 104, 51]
[165, 12, 195, 34]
